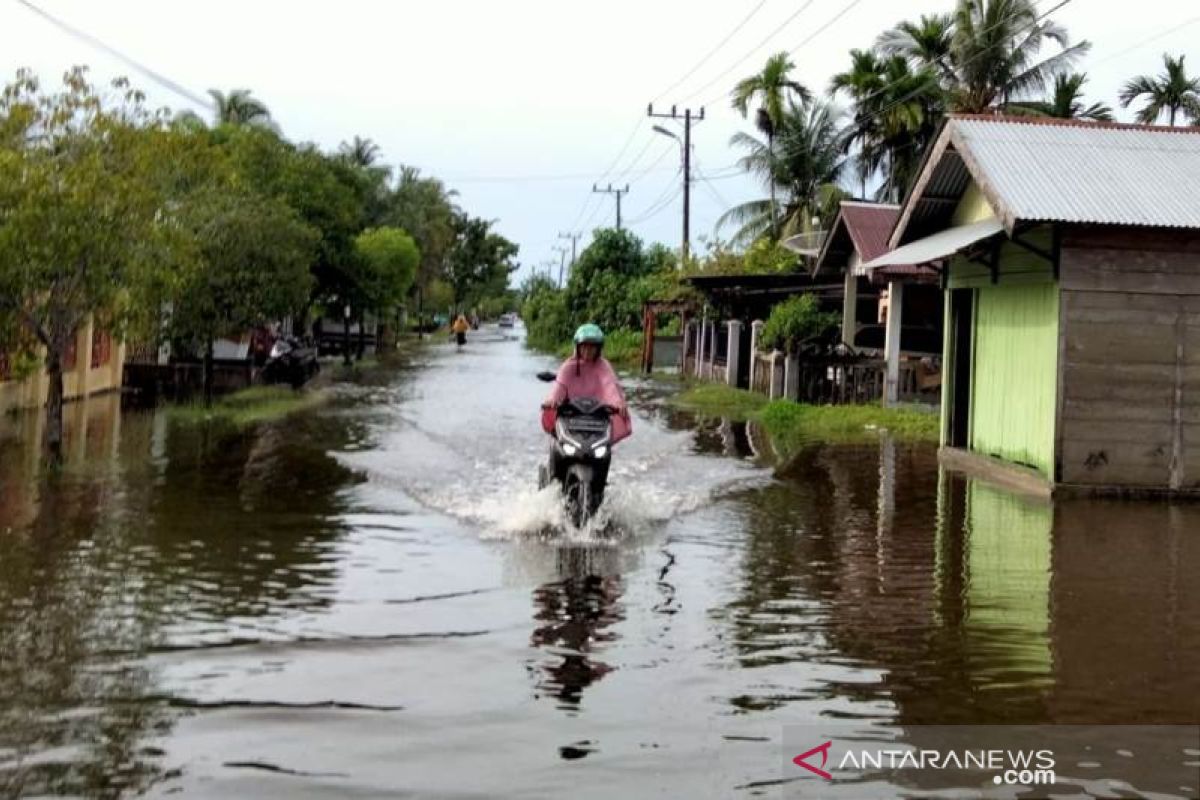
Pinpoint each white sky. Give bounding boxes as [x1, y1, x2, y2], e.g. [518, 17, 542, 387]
[1, 0, 1196, 286]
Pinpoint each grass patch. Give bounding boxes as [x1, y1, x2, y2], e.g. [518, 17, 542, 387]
[671, 383, 939, 457]
[168, 385, 326, 427]
[671, 383, 767, 420]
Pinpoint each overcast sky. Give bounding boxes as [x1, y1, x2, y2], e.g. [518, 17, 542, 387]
[1, 0, 1196, 285]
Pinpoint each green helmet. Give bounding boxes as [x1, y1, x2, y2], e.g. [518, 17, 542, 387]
[573, 323, 605, 345]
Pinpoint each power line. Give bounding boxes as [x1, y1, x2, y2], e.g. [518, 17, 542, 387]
[626, 169, 683, 225]
[1090, 14, 1200, 68]
[653, 0, 770, 103]
[15, 0, 211, 112]
[678, 0, 819, 105]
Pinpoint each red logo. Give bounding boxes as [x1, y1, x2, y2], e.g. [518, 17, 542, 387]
[793, 741, 834, 780]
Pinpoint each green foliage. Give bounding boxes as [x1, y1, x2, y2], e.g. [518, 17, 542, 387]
[0, 68, 179, 374]
[759, 294, 838, 352]
[353, 227, 420, 312]
[170, 187, 316, 351]
[446, 214, 519, 308]
[744, 238, 800, 274]
[169, 385, 327, 427]
[670, 384, 938, 457]
[522, 282, 571, 352]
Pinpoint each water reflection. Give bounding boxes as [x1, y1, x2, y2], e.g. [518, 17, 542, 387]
[0, 395, 361, 797]
[528, 546, 625, 712]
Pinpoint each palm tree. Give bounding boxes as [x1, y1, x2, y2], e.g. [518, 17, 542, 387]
[877, 0, 1089, 114]
[208, 89, 274, 127]
[719, 101, 848, 246]
[830, 50, 943, 201]
[340, 135, 381, 167]
[1119, 53, 1200, 126]
[1008, 73, 1113, 120]
[876, 13, 956, 83]
[947, 0, 1090, 112]
[731, 53, 813, 232]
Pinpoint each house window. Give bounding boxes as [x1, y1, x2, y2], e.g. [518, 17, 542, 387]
[91, 328, 112, 368]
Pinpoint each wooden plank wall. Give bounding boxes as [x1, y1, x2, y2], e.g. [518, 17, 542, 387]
[1059, 227, 1200, 490]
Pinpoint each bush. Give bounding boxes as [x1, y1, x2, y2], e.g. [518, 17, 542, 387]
[759, 294, 838, 352]
[522, 284, 571, 352]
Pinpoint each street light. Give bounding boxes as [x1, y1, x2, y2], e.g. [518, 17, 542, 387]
[653, 124, 689, 259]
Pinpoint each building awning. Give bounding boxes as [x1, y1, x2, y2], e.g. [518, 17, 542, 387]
[862, 218, 1004, 270]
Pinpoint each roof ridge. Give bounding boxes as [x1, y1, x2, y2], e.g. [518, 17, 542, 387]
[841, 200, 901, 209]
[949, 113, 1200, 135]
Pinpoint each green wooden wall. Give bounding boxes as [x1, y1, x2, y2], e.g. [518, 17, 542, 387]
[970, 283, 1059, 476]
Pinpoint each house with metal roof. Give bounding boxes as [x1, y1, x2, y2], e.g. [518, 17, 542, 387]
[864, 115, 1200, 495]
[812, 201, 941, 402]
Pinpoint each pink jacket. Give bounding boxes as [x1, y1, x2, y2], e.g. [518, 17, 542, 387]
[544, 356, 632, 443]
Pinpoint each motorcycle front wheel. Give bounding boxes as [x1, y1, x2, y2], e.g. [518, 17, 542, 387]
[564, 464, 593, 528]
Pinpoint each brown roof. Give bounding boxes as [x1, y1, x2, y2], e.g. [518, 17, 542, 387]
[840, 201, 900, 263]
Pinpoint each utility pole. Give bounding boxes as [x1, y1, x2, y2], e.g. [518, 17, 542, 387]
[557, 232, 580, 287]
[648, 103, 704, 262]
[552, 245, 570, 289]
[593, 183, 629, 230]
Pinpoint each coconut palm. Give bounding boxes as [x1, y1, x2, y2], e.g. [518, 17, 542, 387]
[876, 13, 956, 84]
[174, 88, 275, 130]
[339, 135, 382, 167]
[719, 100, 848, 246]
[209, 89, 273, 127]
[1008, 72, 1114, 120]
[830, 50, 943, 201]
[1119, 53, 1200, 126]
[877, 0, 1089, 113]
[947, 0, 1090, 112]
[731, 53, 813, 232]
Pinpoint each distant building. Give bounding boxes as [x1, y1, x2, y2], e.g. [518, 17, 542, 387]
[0, 316, 124, 415]
[865, 115, 1200, 495]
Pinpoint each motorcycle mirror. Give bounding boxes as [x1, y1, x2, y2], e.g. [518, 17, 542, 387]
[536, 371, 556, 383]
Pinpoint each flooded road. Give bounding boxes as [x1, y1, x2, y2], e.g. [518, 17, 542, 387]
[1, 328, 1198, 798]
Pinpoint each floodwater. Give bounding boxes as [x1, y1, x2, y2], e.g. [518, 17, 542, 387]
[0, 328, 1197, 799]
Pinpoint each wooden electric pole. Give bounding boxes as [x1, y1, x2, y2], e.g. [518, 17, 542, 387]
[557, 231, 580, 287]
[648, 103, 704, 261]
[593, 183, 629, 230]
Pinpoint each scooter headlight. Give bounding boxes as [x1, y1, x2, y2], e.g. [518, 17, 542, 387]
[562, 442, 578, 456]
[593, 445, 608, 459]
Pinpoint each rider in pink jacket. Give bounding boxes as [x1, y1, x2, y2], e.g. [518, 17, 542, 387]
[542, 323, 631, 443]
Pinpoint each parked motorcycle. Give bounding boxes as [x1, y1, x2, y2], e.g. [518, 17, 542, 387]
[261, 335, 319, 389]
[536, 371, 615, 527]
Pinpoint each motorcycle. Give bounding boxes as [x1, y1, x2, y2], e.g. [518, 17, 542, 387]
[536, 371, 614, 527]
[261, 335, 319, 389]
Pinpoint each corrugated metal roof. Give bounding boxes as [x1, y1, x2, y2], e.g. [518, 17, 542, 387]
[863, 218, 1004, 270]
[837, 202, 898, 263]
[951, 117, 1200, 228]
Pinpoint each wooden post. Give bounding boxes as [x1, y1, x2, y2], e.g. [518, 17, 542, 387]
[785, 351, 799, 401]
[749, 320, 763, 393]
[884, 281, 905, 406]
[697, 310, 708, 379]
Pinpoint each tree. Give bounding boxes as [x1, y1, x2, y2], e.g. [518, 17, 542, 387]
[0, 68, 182, 460]
[446, 214, 519, 309]
[876, 0, 1089, 113]
[171, 189, 316, 403]
[352, 227, 420, 355]
[386, 167, 459, 325]
[731, 53, 813, 233]
[1009, 72, 1114, 120]
[719, 100, 849, 245]
[1119, 53, 1200, 126]
[944, 0, 1090, 113]
[830, 50, 943, 201]
[339, 135, 381, 167]
[208, 88, 274, 127]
